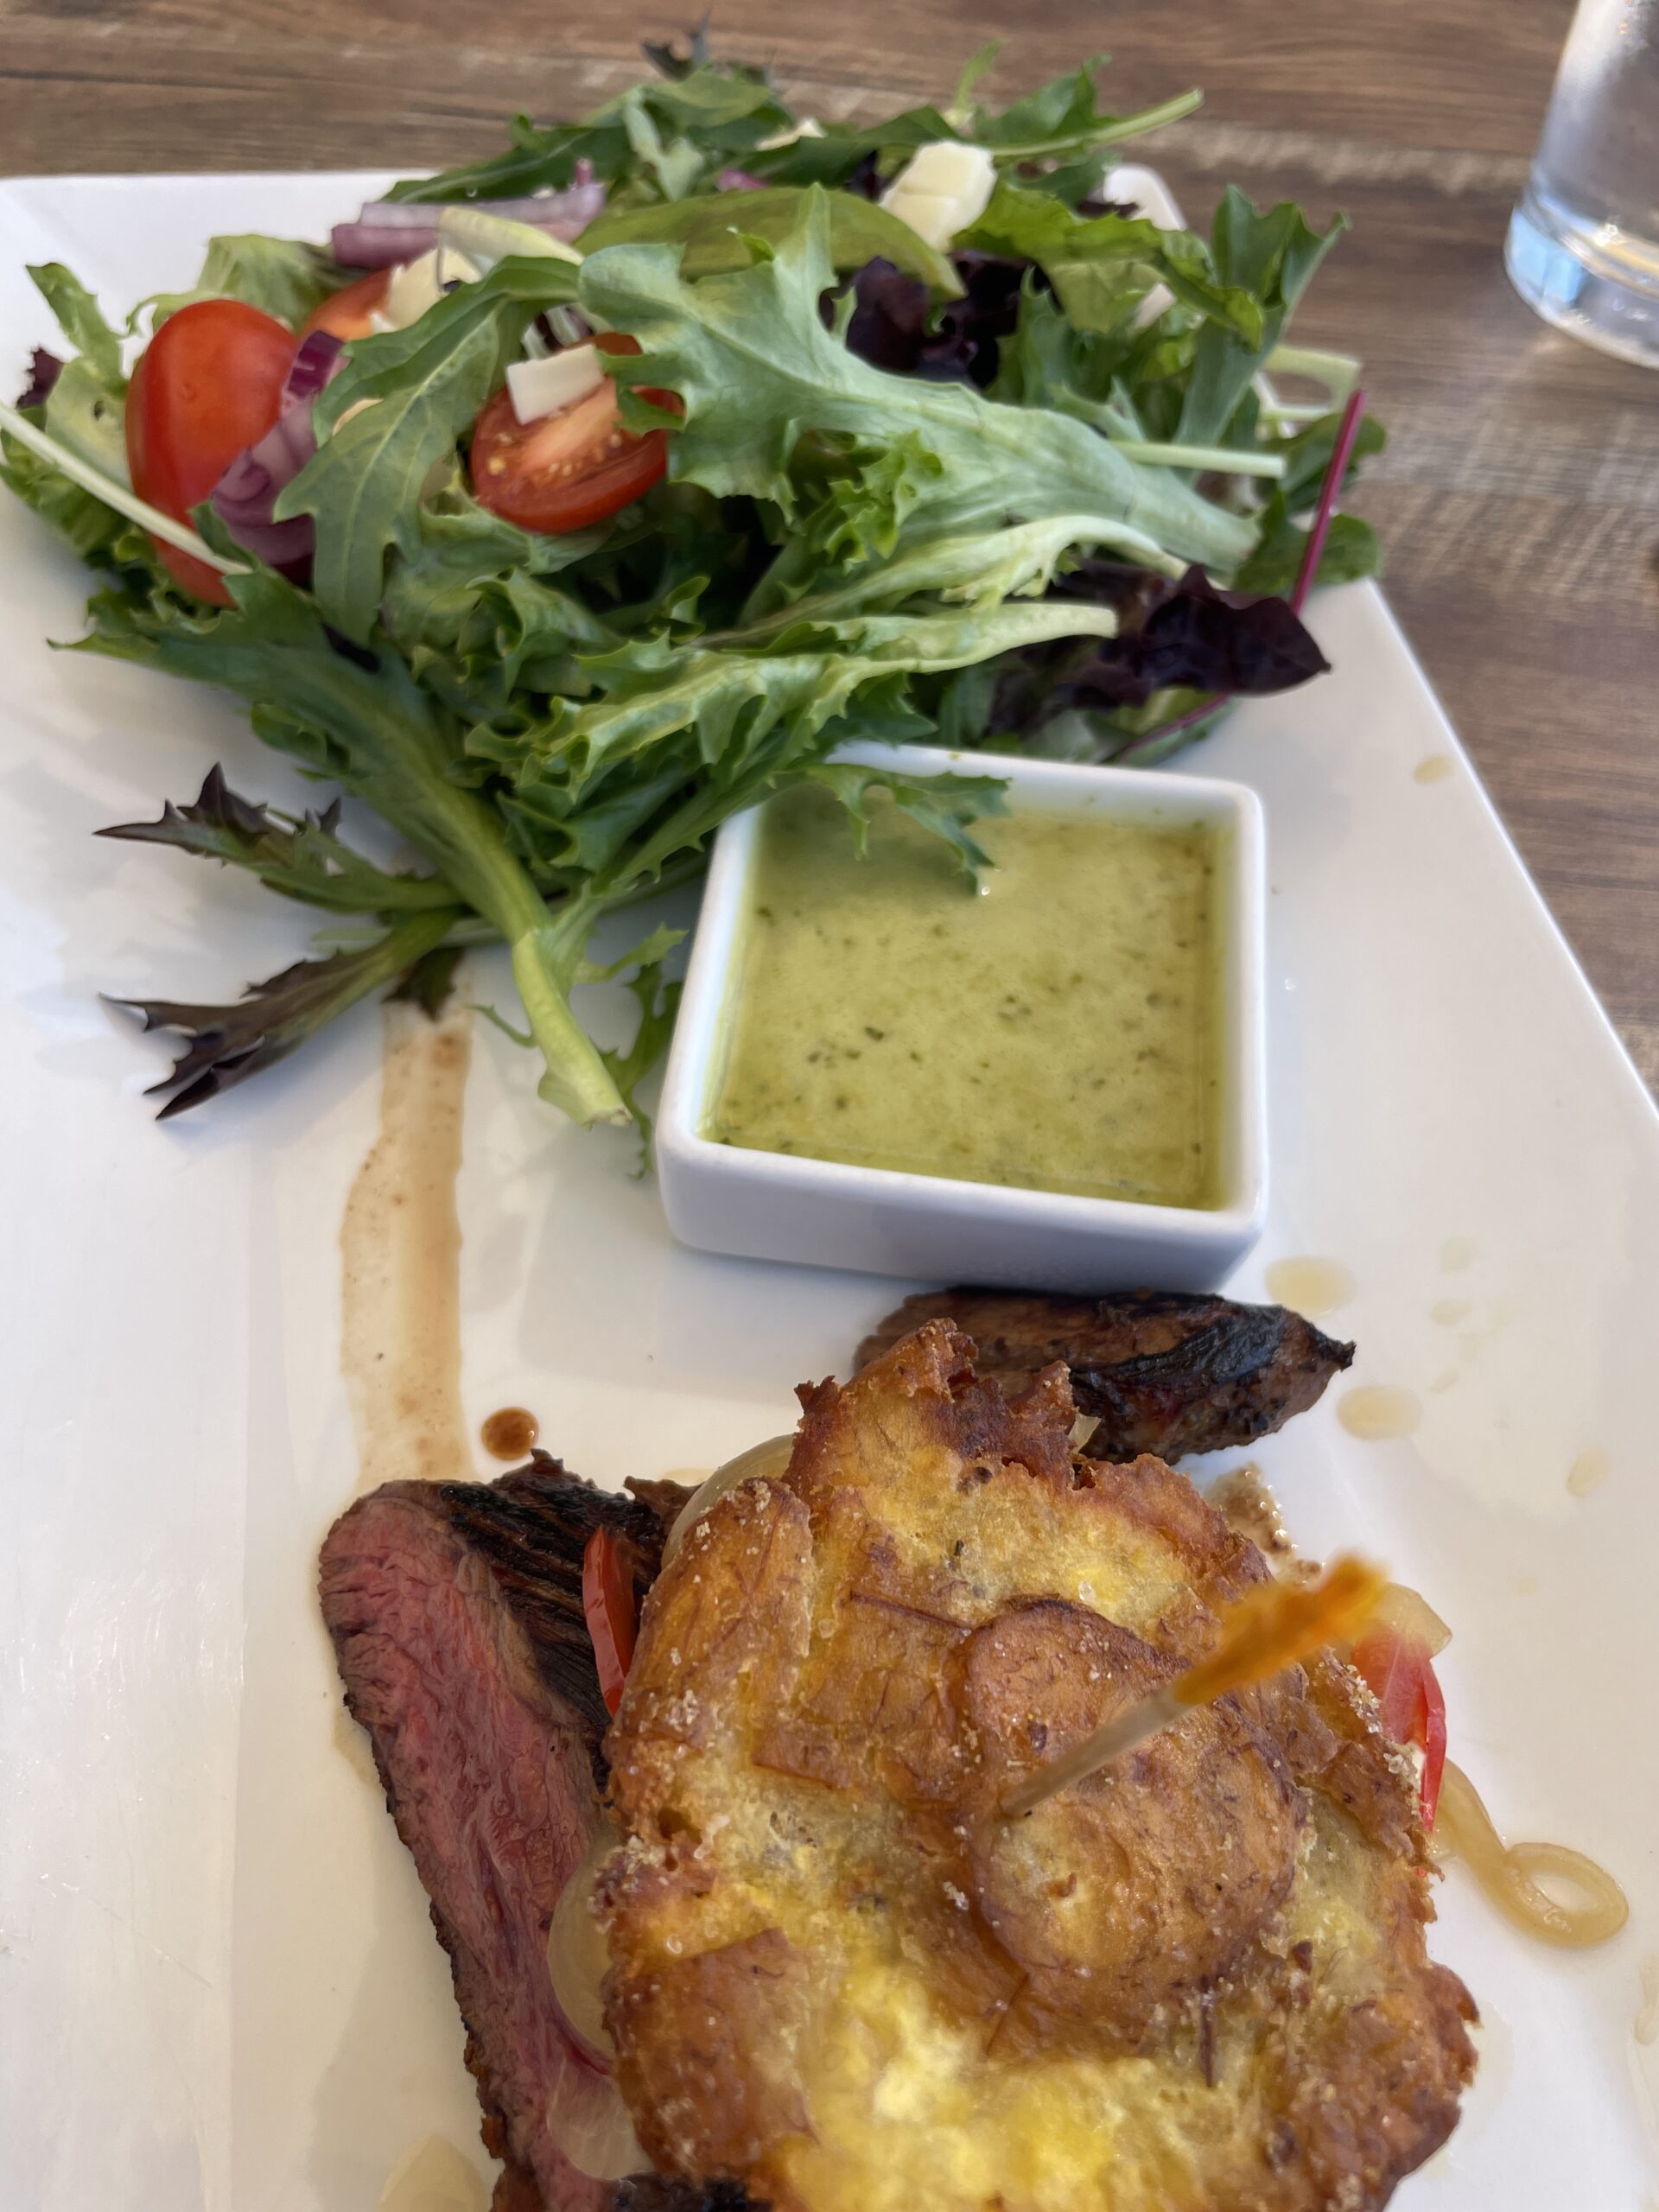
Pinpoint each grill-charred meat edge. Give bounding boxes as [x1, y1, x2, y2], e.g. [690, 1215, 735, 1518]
[324, 1453, 756, 2212]
[433, 1450, 668, 1766]
[854, 1287, 1355, 1459]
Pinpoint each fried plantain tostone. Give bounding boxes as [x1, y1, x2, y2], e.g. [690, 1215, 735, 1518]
[601, 1322, 1475, 2212]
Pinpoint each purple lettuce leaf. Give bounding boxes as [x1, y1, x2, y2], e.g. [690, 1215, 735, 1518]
[994, 560, 1330, 722]
[18, 347, 64, 410]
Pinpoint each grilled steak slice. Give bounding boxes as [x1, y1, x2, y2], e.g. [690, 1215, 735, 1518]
[854, 1288, 1354, 1459]
[320, 1456, 664, 2211]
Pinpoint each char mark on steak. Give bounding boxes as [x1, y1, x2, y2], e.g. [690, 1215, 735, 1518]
[321, 1456, 664, 2212]
[434, 1451, 667, 1758]
[854, 1288, 1355, 1460]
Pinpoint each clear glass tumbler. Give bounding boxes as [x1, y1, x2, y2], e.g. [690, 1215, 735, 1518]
[1507, 0, 1659, 365]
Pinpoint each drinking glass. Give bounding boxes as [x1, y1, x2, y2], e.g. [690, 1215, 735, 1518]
[1507, 0, 1659, 365]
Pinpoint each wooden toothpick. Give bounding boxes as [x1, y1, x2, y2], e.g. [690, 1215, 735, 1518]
[1000, 1555, 1386, 1821]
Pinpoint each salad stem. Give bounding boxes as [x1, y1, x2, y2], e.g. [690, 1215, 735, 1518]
[0, 397, 248, 573]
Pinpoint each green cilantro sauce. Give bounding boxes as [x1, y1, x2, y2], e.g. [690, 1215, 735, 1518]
[707, 785, 1224, 1206]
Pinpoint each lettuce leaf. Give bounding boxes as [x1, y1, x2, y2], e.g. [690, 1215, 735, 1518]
[276, 252, 582, 640]
[582, 194, 1255, 571]
[957, 181, 1262, 341]
[146, 234, 348, 330]
[1177, 189, 1345, 447]
[79, 563, 632, 1124]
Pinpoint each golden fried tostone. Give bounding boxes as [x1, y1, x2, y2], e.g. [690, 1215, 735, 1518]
[600, 1322, 1475, 2212]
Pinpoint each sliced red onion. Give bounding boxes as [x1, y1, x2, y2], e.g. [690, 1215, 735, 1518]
[210, 330, 345, 572]
[332, 180, 607, 270]
[714, 168, 767, 192]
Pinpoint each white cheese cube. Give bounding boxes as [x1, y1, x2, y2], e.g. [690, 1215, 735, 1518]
[880, 140, 997, 247]
[506, 342, 606, 425]
[880, 191, 963, 252]
[377, 245, 481, 331]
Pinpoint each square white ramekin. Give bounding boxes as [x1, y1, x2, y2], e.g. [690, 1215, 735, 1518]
[657, 742, 1266, 1292]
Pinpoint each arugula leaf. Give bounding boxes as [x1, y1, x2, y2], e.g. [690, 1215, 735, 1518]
[1235, 508, 1381, 594]
[1177, 189, 1345, 447]
[970, 63, 1201, 168]
[578, 186, 961, 294]
[749, 64, 1199, 199]
[1271, 404, 1387, 513]
[957, 181, 1262, 343]
[99, 763, 458, 912]
[111, 903, 461, 1117]
[147, 235, 347, 330]
[27, 263, 125, 388]
[1227, 404, 1386, 592]
[744, 106, 961, 188]
[276, 253, 581, 640]
[389, 64, 791, 207]
[582, 194, 1255, 570]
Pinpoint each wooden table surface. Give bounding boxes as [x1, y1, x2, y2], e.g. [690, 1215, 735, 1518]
[5, 0, 1658, 1087]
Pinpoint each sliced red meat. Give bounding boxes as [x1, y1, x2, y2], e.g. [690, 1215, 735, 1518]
[319, 1457, 666, 2209]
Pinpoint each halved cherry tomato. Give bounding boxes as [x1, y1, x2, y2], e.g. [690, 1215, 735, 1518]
[302, 269, 391, 343]
[469, 334, 675, 533]
[126, 298, 296, 602]
[582, 1527, 639, 1717]
[1352, 1625, 1448, 1829]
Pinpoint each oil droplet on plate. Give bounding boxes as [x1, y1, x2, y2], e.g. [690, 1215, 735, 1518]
[1567, 1446, 1611, 1498]
[1430, 1298, 1470, 1325]
[481, 1405, 540, 1460]
[1440, 1236, 1476, 1272]
[1414, 753, 1454, 784]
[1338, 1385, 1422, 1440]
[1263, 1255, 1356, 1317]
[1429, 1366, 1459, 1394]
[1514, 1574, 1539, 1597]
[1636, 1955, 1659, 2046]
[1207, 1463, 1292, 1560]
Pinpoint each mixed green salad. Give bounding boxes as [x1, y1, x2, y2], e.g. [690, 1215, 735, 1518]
[1, 34, 1382, 1131]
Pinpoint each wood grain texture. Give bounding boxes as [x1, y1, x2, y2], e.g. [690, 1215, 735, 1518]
[4, 0, 1657, 1075]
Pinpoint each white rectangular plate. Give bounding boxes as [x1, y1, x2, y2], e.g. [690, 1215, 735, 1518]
[3, 172, 1657, 2212]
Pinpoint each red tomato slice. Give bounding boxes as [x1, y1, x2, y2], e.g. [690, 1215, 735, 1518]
[127, 298, 296, 603]
[469, 334, 673, 534]
[1351, 1625, 1448, 1831]
[582, 1527, 639, 1717]
[302, 269, 391, 342]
